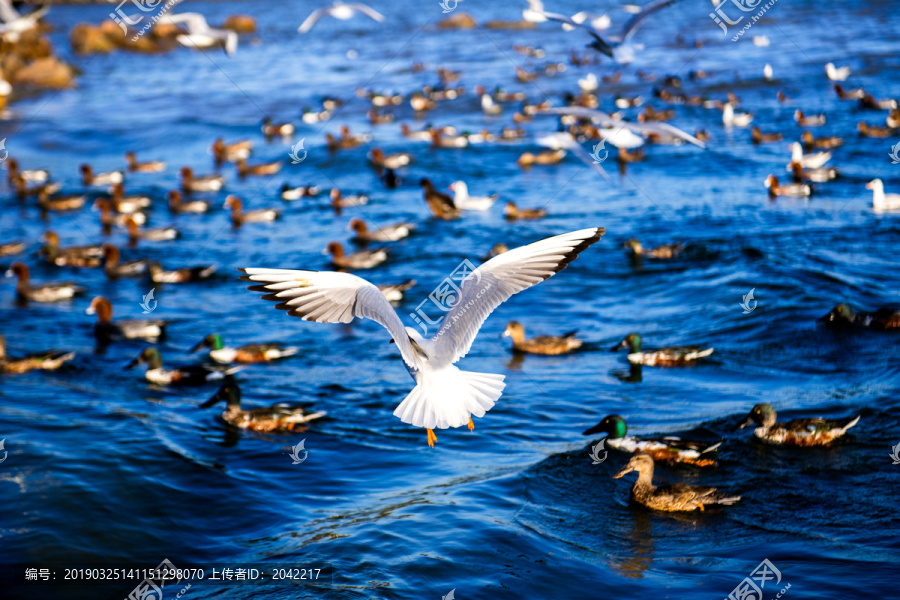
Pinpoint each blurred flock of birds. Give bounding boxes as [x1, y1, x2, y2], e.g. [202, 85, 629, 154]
[1, 0, 899, 513]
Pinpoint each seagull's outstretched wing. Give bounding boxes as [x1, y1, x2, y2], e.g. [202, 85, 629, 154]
[620, 0, 681, 42]
[346, 3, 385, 22]
[430, 228, 604, 364]
[539, 11, 614, 56]
[158, 12, 210, 33]
[536, 132, 612, 181]
[538, 106, 705, 148]
[298, 7, 328, 33]
[239, 269, 422, 370]
[0, 0, 19, 24]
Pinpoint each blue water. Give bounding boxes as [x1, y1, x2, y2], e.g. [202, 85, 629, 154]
[1, 0, 899, 598]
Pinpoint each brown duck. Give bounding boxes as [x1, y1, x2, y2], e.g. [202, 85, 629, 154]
[6, 262, 85, 303]
[502, 321, 582, 355]
[504, 201, 546, 221]
[0, 334, 75, 375]
[419, 178, 461, 220]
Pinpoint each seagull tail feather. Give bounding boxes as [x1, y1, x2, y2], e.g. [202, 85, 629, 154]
[393, 366, 506, 430]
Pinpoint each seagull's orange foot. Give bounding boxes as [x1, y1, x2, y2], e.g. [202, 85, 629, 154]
[697, 502, 705, 512]
[468, 417, 475, 432]
[427, 428, 437, 447]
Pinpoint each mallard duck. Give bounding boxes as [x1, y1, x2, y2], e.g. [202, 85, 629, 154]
[37, 189, 85, 212]
[819, 303, 900, 331]
[349, 218, 414, 242]
[109, 183, 152, 214]
[190, 333, 299, 364]
[801, 130, 842, 150]
[504, 201, 546, 221]
[235, 158, 283, 178]
[611, 333, 713, 366]
[224, 195, 281, 227]
[280, 184, 319, 201]
[0, 242, 26, 257]
[613, 454, 740, 512]
[502, 321, 582, 355]
[202, 382, 325, 432]
[101, 244, 151, 279]
[86, 296, 168, 343]
[583, 415, 721, 467]
[624, 238, 683, 259]
[794, 110, 826, 127]
[430, 129, 469, 149]
[125, 216, 179, 244]
[167, 190, 210, 214]
[0, 334, 75, 375]
[80, 164, 123, 187]
[148, 262, 217, 283]
[368, 148, 412, 170]
[751, 126, 783, 144]
[126, 348, 239, 386]
[39, 231, 103, 268]
[325, 242, 388, 270]
[125, 151, 165, 173]
[261, 117, 295, 138]
[765, 175, 811, 199]
[210, 138, 252, 166]
[516, 149, 565, 167]
[420, 178, 461, 220]
[5, 262, 85, 303]
[378, 280, 416, 303]
[735, 403, 860, 446]
[180, 167, 224, 193]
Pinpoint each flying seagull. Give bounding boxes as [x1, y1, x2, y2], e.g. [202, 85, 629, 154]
[539, 0, 681, 63]
[240, 228, 604, 447]
[298, 1, 385, 34]
[156, 12, 238, 55]
[538, 106, 707, 149]
[534, 132, 612, 181]
[0, 0, 48, 41]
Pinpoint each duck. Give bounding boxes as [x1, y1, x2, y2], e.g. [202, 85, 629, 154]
[125, 216, 179, 244]
[235, 158, 283, 178]
[86, 296, 168, 343]
[349, 218, 414, 242]
[325, 241, 388, 269]
[101, 244, 151, 279]
[36, 188, 85, 212]
[751, 126, 783, 144]
[616, 147, 645, 171]
[481, 91, 503, 115]
[224, 195, 281, 227]
[788, 142, 830, 169]
[5, 262, 85, 303]
[481, 243, 507, 261]
[819, 302, 900, 331]
[330, 189, 369, 213]
[623, 238, 684, 259]
[504, 201, 546, 221]
[833, 83, 865, 100]
[378, 280, 416, 303]
[613, 454, 740, 512]
[794, 110, 826, 127]
[409, 91, 437, 112]
[80, 164, 124, 187]
[180, 167, 224, 193]
[859, 93, 897, 111]
[801, 131, 843, 150]
[638, 105, 675, 123]
[201, 382, 326, 432]
[736, 403, 860, 446]
[39, 231, 103, 268]
[167, 190, 210, 214]
[611, 333, 713, 366]
[211, 138, 252, 166]
[448, 181, 498, 211]
[419, 178, 461, 220]
[517, 149, 566, 168]
[95, 199, 146, 233]
[765, 174, 812, 199]
[190, 333, 299, 364]
[400, 122, 436, 142]
[368, 109, 395, 125]
[790, 161, 838, 184]
[0, 241, 26, 257]
[148, 262, 217, 283]
[824, 62, 850, 81]
[866, 179, 900, 213]
[280, 183, 319, 201]
[368, 148, 412, 170]
[13, 176, 60, 200]
[126, 348, 238, 386]
[502, 321, 582, 355]
[125, 151, 165, 173]
[887, 109, 900, 129]
[722, 102, 752, 127]
[261, 117, 295, 138]
[429, 129, 469, 149]
[109, 183, 152, 213]
[583, 415, 721, 467]
[857, 121, 894, 138]
[0, 334, 75, 375]
[4, 158, 49, 184]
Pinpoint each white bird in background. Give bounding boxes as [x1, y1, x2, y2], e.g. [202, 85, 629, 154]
[448, 181, 498, 211]
[578, 72, 599, 92]
[298, 1, 385, 34]
[535, 132, 613, 181]
[538, 106, 707, 148]
[788, 142, 831, 170]
[722, 102, 753, 127]
[240, 228, 605, 447]
[867, 179, 900, 213]
[763, 63, 773, 81]
[825, 62, 851, 81]
[567, 11, 611, 31]
[753, 35, 770, 47]
[157, 12, 238, 55]
[523, 0, 549, 22]
[0, 0, 48, 41]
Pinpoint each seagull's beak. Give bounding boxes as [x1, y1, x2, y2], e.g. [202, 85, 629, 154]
[865, 182, 873, 190]
[612, 464, 633, 479]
